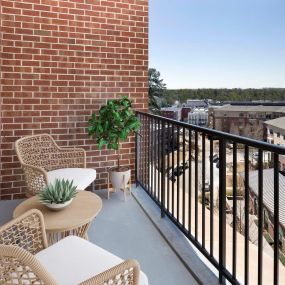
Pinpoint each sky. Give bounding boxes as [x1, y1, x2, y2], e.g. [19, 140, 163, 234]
[149, 0, 285, 89]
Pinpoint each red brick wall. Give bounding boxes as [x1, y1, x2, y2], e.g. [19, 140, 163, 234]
[0, 0, 148, 200]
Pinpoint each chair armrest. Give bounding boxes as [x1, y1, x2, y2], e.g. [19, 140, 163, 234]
[0, 245, 60, 285]
[78, 259, 140, 285]
[54, 147, 86, 168]
[22, 163, 48, 196]
[0, 209, 48, 254]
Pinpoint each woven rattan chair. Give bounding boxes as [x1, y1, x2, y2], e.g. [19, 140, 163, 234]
[15, 134, 97, 196]
[0, 209, 148, 285]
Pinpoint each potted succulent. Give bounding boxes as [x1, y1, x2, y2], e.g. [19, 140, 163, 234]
[88, 96, 140, 192]
[38, 179, 78, 211]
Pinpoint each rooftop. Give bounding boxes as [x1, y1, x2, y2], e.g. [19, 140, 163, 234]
[264, 116, 285, 129]
[211, 104, 285, 113]
[246, 169, 285, 228]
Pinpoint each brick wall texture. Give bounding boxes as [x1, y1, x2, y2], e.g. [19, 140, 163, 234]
[0, 0, 148, 200]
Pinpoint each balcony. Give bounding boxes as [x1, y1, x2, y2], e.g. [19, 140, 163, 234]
[1, 112, 285, 285]
[1, 1, 285, 284]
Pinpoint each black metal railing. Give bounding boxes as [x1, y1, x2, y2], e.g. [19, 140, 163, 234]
[135, 111, 285, 285]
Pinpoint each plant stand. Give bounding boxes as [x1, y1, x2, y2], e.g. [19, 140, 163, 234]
[108, 171, 132, 201]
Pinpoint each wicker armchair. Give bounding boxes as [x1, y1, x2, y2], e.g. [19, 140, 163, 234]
[15, 134, 97, 196]
[0, 210, 146, 285]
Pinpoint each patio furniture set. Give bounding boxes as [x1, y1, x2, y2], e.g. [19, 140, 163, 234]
[0, 134, 148, 285]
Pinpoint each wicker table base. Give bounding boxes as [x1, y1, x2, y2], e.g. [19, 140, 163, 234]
[13, 191, 102, 245]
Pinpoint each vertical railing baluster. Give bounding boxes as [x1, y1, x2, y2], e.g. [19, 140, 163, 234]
[258, 149, 263, 285]
[273, 153, 279, 285]
[232, 142, 237, 280]
[157, 120, 161, 201]
[154, 118, 157, 199]
[244, 145, 249, 285]
[150, 117, 154, 196]
[147, 116, 150, 192]
[177, 125, 180, 222]
[219, 138, 226, 284]
[202, 133, 206, 248]
[210, 136, 214, 256]
[195, 131, 199, 240]
[183, 127, 186, 227]
[167, 122, 170, 212]
[172, 124, 175, 217]
[143, 116, 146, 188]
[188, 129, 192, 234]
[161, 121, 166, 218]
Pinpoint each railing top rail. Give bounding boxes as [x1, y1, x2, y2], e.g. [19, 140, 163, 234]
[136, 111, 285, 155]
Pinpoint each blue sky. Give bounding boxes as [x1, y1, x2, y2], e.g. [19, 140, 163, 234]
[149, 0, 285, 89]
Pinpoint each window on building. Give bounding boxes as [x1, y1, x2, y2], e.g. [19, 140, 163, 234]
[277, 132, 280, 138]
[269, 129, 273, 135]
[239, 113, 244, 117]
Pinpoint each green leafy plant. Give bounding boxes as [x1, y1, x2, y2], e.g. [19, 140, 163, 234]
[88, 96, 141, 170]
[38, 179, 78, 204]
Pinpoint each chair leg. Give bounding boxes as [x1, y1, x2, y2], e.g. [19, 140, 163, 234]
[92, 180, 95, 192]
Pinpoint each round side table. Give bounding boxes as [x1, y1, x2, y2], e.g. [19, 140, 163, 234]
[13, 191, 102, 245]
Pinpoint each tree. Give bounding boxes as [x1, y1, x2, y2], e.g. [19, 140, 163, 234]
[148, 68, 166, 111]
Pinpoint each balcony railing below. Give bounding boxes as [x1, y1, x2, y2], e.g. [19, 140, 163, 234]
[135, 111, 285, 285]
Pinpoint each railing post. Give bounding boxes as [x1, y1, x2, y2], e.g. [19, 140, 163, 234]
[219, 138, 226, 284]
[161, 120, 166, 218]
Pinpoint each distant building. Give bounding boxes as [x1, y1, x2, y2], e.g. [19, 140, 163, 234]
[246, 169, 285, 254]
[209, 104, 285, 140]
[188, 108, 208, 127]
[264, 117, 285, 170]
[181, 107, 191, 122]
[159, 107, 181, 121]
[186, 99, 208, 109]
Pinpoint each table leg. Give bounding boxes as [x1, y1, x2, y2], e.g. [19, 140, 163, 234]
[47, 222, 91, 245]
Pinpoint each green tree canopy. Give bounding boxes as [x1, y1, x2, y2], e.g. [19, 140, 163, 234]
[148, 68, 166, 111]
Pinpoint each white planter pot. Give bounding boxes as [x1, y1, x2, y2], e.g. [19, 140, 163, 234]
[44, 199, 73, 211]
[109, 167, 131, 191]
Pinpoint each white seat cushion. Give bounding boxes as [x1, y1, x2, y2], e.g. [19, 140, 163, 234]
[47, 168, 96, 190]
[35, 236, 148, 285]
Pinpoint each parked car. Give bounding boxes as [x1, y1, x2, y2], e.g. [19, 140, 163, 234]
[213, 156, 219, 163]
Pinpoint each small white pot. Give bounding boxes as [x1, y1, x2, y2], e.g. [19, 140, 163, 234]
[44, 199, 73, 211]
[109, 167, 131, 191]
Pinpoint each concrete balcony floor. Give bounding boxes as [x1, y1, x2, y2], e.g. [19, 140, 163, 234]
[0, 189, 198, 285]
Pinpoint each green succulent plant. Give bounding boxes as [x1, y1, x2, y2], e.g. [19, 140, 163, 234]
[88, 96, 141, 169]
[38, 179, 78, 204]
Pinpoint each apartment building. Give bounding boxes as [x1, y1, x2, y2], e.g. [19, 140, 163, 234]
[159, 107, 182, 121]
[188, 108, 208, 127]
[265, 117, 285, 170]
[209, 104, 285, 140]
